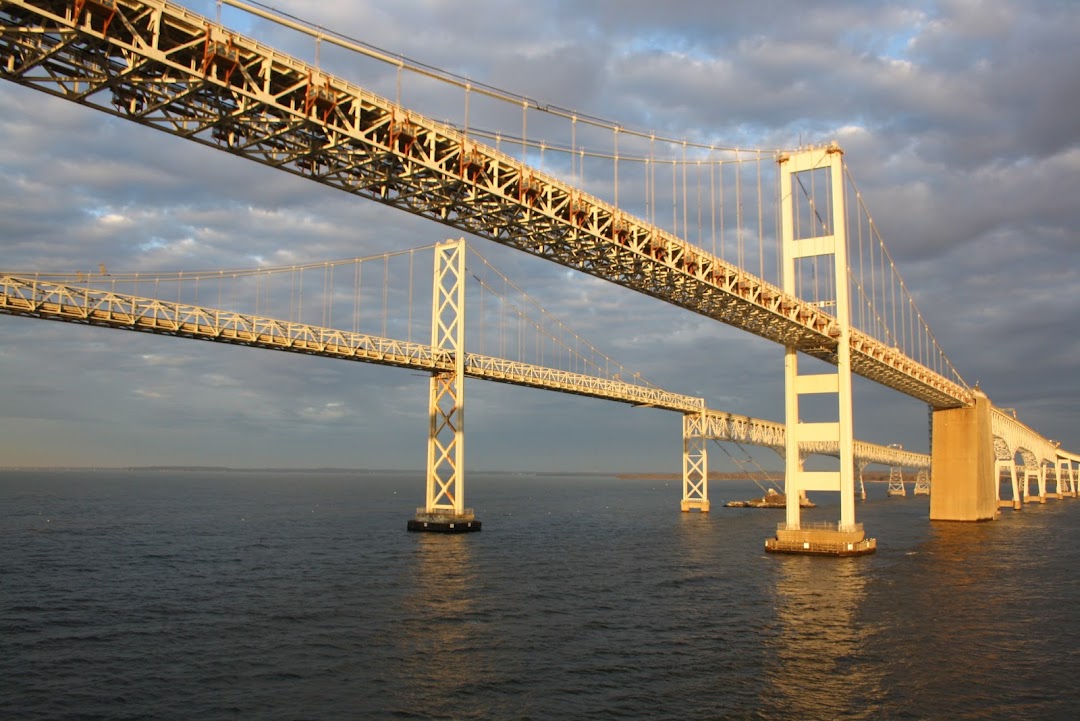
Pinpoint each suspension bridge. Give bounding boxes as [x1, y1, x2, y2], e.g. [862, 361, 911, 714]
[0, 0, 1076, 553]
[0, 241, 936, 514]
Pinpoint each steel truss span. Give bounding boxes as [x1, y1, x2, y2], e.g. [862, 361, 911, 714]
[0, 0, 971, 409]
[0, 273, 929, 470]
[0, 274, 701, 410]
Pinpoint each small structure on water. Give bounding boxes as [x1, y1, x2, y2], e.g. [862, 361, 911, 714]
[725, 488, 815, 509]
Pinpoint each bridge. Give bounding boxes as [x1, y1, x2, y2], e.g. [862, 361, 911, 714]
[0, 0, 1076, 553]
[0, 244, 934, 513]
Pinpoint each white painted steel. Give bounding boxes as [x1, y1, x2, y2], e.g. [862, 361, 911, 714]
[425, 240, 466, 515]
[681, 413, 709, 512]
[779, 145, 857, 533]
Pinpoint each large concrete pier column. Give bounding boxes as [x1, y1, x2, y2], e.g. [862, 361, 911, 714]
[930, 388, 997, 521]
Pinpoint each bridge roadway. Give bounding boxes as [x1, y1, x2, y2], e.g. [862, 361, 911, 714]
[0, 272, 931, 470]
[0, 0, 971, 410]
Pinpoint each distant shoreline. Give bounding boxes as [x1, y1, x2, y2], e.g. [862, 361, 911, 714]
[0, 467, 899, 482]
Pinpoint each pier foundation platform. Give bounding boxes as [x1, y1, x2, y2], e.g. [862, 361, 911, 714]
[765, 522, 876, 556]
[407, 508, 481, 533]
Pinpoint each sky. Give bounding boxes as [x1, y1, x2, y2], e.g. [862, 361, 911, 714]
[0, 0, 1078, 474]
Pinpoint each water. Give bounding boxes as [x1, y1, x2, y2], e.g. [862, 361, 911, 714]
[2, 470, 1078, 720]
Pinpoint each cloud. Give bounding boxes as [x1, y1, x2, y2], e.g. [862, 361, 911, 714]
[299, 402, 350, 423]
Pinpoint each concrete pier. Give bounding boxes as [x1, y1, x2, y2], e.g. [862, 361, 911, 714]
[407, 508, 481, 533]
[930, 388, 998, 521]
[765, 522, 877, 556]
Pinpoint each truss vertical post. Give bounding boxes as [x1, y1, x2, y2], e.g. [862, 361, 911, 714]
[681, 413, 710, 512]
[408, 238, 480, 533]
[767, 143, 872, 555]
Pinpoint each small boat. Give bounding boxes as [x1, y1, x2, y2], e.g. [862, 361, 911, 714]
[725, 487, 815, 509]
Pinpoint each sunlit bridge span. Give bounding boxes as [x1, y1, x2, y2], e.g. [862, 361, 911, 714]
[0, 241, 934, 504]
[1, 0, 1077, 553]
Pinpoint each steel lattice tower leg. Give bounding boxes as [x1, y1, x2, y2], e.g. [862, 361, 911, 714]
[887, 466, 907, 496]
[913, 469, 930, 495]
[767, 143, 872, 555]
[408, 238, 479, 533]
[681, 413, 710, 512]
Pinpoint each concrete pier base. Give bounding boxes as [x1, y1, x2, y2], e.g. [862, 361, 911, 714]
[407, 509, 481, 533]
[931, 388, 998, 521]
[764, 523, 876, 556]
[680, 499, 711, 512]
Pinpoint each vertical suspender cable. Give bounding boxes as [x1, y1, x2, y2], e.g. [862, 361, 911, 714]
[297, 268, 303, 325]
[710, 154, 717, 258]
[671, 159, 677, 235]
[812, 167, 819, 306]
[879, 230, 887, 343]
[408, 249, 414, 343]
[757, 155, 764, 280]
[395, 62, 402, 107]
[857, 197, 865, 331]
[697, 160, 703, 247]
[681, 140, 688, 241]
[614, 126, 620, 209]
[643, 133, 652, 225]
[720, 158, 725, 259]
[478, 261, 485, 356]
[776, 159, 783, 283]
[381, 255, 388, 338]
[735, 149, 743, 270]
[521, 99, 528, 164]
[326, 262, 333, 329]
[571, 115, 577, 182]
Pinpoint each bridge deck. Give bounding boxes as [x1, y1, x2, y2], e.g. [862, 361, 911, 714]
[0, 0, 971, 409]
